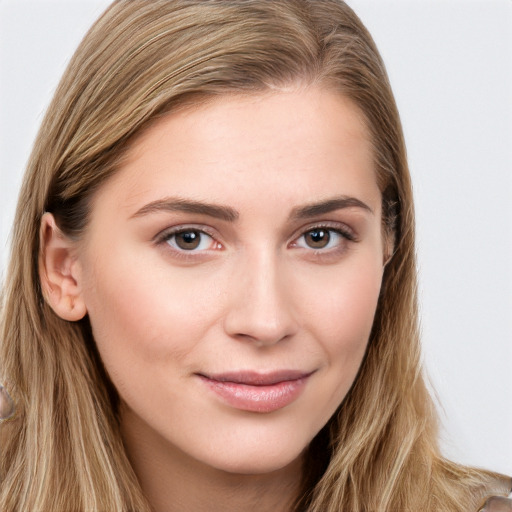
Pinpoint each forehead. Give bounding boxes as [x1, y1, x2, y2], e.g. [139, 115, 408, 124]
[91, 86, 379, 218]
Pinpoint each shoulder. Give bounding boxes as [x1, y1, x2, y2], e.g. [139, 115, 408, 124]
[479, 496, 512, 512]
[478, 474, 512, 512]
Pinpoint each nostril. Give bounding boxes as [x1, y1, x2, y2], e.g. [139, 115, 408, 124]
[222, 258, 298, 346]
[231, 330, 292, 348]
[225, 307, 297, 347]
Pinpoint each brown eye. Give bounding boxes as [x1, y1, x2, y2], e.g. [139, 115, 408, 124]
[175, 231, 201, 250]
[304, 229, 331, 249]
[166, 230, 214, 251]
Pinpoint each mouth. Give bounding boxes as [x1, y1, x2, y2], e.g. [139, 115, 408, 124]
[196, 370, 314, 413]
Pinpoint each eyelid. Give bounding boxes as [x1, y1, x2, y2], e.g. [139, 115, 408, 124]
[152, 220, 357, 260]
[289, 221, 357, 245]
[153, 224, 222, 252]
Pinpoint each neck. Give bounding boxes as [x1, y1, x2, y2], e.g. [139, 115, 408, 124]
[120, 407, 304, 512]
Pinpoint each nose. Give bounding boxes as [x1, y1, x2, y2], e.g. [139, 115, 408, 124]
[223, 249, 298, 347]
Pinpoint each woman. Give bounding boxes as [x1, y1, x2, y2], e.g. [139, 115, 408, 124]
[0, 1, 510, 511]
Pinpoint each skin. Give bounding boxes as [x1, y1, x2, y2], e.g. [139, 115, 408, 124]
[41, 86, 387, 512]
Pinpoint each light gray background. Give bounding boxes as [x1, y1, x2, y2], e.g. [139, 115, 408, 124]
[1, 0, 511, 475]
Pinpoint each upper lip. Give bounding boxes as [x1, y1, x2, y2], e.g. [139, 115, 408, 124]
[197, 370, 314, 386]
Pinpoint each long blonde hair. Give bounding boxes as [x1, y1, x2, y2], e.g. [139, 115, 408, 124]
[1, 1, 509, 510]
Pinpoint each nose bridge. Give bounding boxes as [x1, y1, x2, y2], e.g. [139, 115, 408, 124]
[223, 244, 297, 346]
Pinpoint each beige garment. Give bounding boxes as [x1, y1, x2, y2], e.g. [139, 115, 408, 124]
[480, 496, 512, 512]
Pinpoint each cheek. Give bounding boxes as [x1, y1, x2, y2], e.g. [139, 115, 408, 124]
[298, 255, 382, 387]
[80, 246, 225, 377]
[303, 257, 382, 342]
[80, 254, 176, 376]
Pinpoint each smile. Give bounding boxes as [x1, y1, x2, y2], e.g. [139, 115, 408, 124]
[197, 370, 314, 413]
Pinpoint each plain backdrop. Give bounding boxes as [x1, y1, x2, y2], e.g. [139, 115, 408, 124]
[1, 0, 511, 475]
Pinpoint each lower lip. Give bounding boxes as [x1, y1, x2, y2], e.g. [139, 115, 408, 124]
[199, 376, 309, 413]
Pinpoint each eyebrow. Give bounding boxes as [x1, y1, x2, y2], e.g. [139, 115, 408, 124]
[289, 196, 373, 219]
[131, 195, 372, 222]
[131, 197, 239, 222]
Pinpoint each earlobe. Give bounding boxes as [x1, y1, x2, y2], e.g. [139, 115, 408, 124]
[382, 229, 396, 268]
[383, 246, 394, 268]
[39, 213, 87, 321]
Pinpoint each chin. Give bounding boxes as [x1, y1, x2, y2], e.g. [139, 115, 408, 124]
[195, 431, 308, 476]
[209, 450, 304, 476]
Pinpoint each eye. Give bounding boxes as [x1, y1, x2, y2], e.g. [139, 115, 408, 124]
[303, 228, 334, 249]
[294, 226, 354, 251]
[163, 229, 218, 252]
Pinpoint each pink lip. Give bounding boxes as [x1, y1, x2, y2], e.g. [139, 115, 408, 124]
[197, 370, 313, 413]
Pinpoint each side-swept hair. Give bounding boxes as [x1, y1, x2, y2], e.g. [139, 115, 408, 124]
[1, 1, 509, 510]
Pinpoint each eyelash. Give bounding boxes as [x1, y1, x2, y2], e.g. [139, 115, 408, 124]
[292, 223, 357, 252]
[154, 223, 357, 259]
[154, 225, 220, 259]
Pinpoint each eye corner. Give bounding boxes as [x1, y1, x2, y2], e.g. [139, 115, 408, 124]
[290, 223, 357, 251]
[154, 225, 223, 256]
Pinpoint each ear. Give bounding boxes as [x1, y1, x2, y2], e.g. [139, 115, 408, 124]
[39, 213, 87, 321]
[382, 229, 396, 268]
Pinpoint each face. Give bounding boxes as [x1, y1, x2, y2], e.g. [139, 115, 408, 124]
[74, 87, 385, 475]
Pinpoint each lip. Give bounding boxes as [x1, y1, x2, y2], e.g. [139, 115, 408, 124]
[197, 370, 313, 413]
